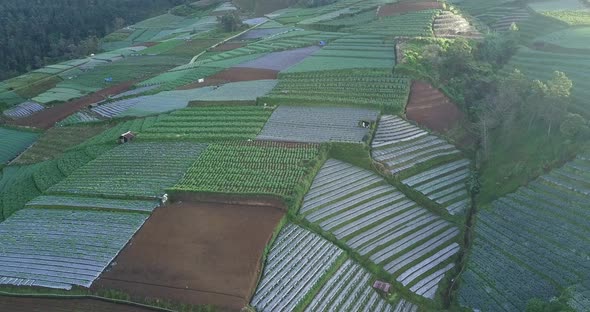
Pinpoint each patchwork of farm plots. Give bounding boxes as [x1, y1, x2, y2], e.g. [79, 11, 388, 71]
[172, 142, 322, 198]
[349, 10, 439, 37]
[283, 36, 395, 73]
[3, 101, 45, 119]
[251, 223, 419, 311]
[47, 142, 206, 199]
[0, 127, 39, 164]
[0, 208, 147, 289]
[234, 46, 320, 71]
[372, 116, 470, 215]
[79, 117, 162, 146]
[139, 106, 273, 141]
[0, 146, 114, 220]
[262, 70, 411, 111]
[459, 154, 590, 311]
[173, 30, 344, 72]
[256, 106, 378, 143]
[300, 159, 461, 299]
[13, 125, 111, 164]
[527, 0, 590, 26]
[93, 80, 278, 117]
[535, 27, 590, 50]
[505, 47, 590, 117]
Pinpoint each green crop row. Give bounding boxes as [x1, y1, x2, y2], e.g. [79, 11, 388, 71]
[138, 106, 273, 141]
[172, 141, 323, 199]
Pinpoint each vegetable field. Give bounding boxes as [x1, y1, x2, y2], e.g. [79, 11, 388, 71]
[300, 159, 461, 298]
[350, 10, 439, 37]
[78, 117, 164, 146]
[0, 127, 39, 164]
[283, 36, 395, 73]
[172, 142, 322, 198]
[0, 208, 147, 289]
[433, 11, 482, 39]
[372, 116, 469, 215]
[3, 101, 45, 119]
[139, 106, 273, 141]
[459, 154, 590, 311]
[257, 106, 378, 143]
[251, 223, 417, 311]
[234, 46, 320, 71]
[47, 142, 206, 199]
[13, 125, 111, 164]
[261, 69, 411, 112]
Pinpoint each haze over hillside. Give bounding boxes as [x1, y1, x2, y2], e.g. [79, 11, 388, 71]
[0, 0, 588, 311]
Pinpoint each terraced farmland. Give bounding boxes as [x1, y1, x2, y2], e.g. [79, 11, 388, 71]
[251, 223, 417, 311]
[13, 124, 111, 164]
[26, 195, 159, 213]
[47, 142, 206, 199]
[3, 101, 45, 119]
[256, 106, 378, 143]
[0, 127, 39, 164]
[79, 117, 164, 146]
[283, 36, 395, 73]
[433, 11, 482, 39]
[262, 69, 411, 111]
[300, 159, 461, 298]
[350, 9, 439, 37]
[139, 106, 273, 141]
[172, 142, 322, 198]
[98, 80, 278, 118]
[505, 47, 590, 117]
[459, 153, 590, 311]
[372, 116, 470, 215]
[0, 208, 147, 289]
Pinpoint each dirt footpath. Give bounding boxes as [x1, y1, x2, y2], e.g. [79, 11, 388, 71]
[93, 198, 285, 311]
[0, 296, 157, 312]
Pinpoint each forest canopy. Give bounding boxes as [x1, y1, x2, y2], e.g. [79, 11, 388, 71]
[0, 0, 189, 80]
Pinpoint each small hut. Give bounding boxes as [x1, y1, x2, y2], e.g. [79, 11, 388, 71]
[373, 280, 391, 293]
[118, 131, 135, 144]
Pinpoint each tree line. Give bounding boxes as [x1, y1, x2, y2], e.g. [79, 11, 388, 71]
[0, 0, 189, 81]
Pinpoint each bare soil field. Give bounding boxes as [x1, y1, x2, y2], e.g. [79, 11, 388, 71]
[0, 296, 157, 312]
[378, 2, 444, 17]
[93, 196, 285, 311]
[177, 67, 278, 90]
[8, 81, 134, 129]
[406, 81, 464, 133]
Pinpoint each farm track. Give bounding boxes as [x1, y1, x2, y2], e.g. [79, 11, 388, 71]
[0, 296, 161, 312]
[8, 81, 135, 129]
[93, 197, 285, 311]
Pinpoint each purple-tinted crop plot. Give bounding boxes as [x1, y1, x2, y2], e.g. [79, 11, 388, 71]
[236, 27, 291, 40]
[235, 46, 320, 71]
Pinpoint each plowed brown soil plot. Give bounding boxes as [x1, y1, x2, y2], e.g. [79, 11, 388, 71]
[8, 81, 134, 129]
[406, 81, 464, 133]
[94, 196, 285, 311]
[0, 296, 156, 312]
[377, 1, 443, 17]
[178, 67, 278, 90]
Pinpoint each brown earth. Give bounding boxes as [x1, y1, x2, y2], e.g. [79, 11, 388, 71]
[8, 81, 135, 129]
[377, 2, 444, 17]
[0, 296, 158, 312]
[93, 196, 285, 311]
[177, 67, 278, 90]
[406, 81, 464, 134]
[209, 42, 246, 52]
